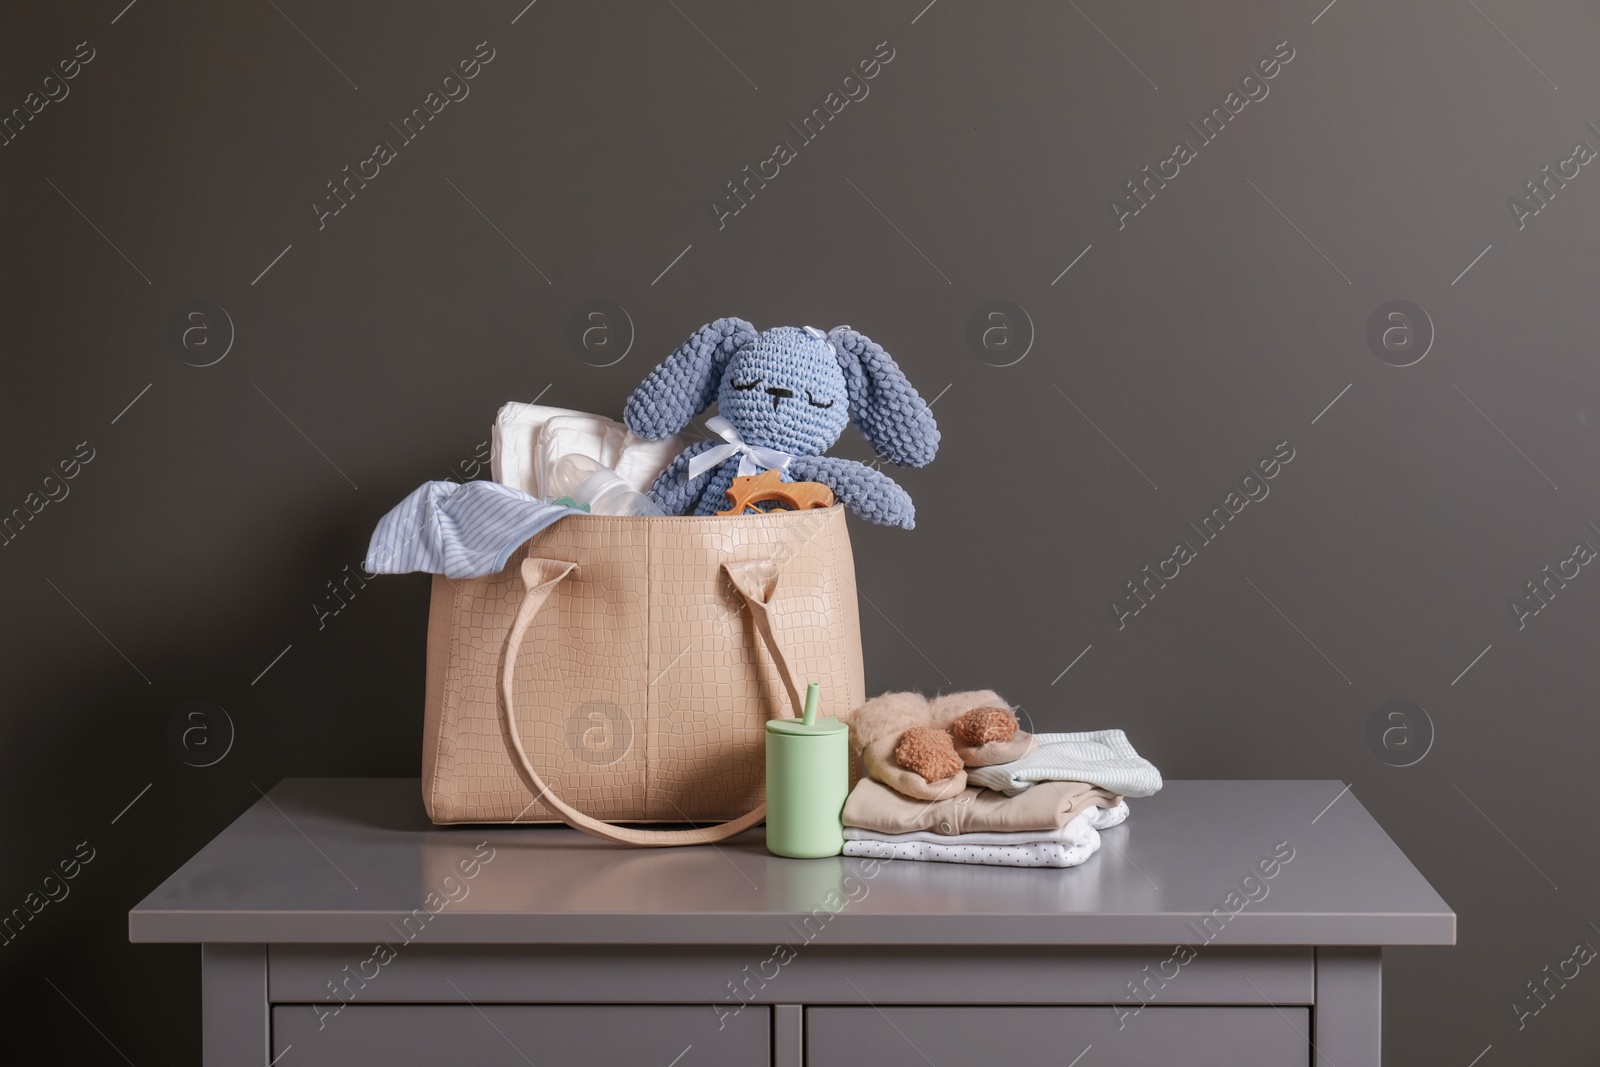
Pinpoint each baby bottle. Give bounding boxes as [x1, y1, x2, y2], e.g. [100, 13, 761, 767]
[546, 454, 663, 517]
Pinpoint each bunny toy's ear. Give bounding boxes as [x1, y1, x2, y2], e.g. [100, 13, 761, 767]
[624, 318, 758, 439]
[830, 327, 940, 467]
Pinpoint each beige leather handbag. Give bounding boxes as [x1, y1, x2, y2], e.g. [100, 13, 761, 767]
[421, 505, 865, 846]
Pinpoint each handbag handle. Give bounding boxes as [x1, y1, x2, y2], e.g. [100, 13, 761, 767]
[496, 555, 803, 847]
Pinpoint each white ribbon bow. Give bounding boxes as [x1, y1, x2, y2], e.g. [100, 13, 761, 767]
[687, 415, 796, 480]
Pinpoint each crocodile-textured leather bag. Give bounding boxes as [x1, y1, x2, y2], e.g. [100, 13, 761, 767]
[421, 506, 865, 845]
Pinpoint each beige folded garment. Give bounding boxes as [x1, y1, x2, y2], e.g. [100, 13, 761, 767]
[843, 778, 1121, 836]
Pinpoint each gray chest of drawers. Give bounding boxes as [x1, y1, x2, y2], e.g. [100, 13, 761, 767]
[131, 778, 1453, 1066]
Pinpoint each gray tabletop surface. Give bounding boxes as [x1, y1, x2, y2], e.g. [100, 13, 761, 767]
[129, 778, 1453, 946]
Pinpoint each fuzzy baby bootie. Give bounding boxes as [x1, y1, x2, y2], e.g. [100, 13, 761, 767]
[941, 701, 1037, 768]
[850, 692, 968, 801]
[849, 690, 1038, 801]
[861, 731, 968, 802]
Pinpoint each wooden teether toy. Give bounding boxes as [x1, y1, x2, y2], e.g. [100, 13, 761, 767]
[717, 469, 835, 516]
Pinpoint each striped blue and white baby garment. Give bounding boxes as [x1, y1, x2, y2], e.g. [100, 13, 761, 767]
[364, 480, 578, 579]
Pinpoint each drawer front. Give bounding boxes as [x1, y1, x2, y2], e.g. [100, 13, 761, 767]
[273, 1004, 768, 1066]
[807, 1006, 1306, 1066]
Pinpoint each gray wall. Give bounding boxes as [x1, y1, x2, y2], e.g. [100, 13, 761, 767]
[3, 0, 1596, 1061]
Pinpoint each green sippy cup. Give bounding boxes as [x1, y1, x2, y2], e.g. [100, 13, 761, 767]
[765, 682, 849, 858]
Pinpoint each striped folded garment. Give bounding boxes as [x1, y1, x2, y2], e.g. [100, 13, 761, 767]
[364, 479, 577, 579]
[843, 800, 1129, 869]
[965, 730, 1163, 798]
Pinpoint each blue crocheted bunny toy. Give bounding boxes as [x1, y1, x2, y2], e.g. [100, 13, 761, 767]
[623, 318, 940, 528]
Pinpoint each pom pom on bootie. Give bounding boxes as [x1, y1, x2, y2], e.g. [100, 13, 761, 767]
[894, 727, 964, 782]
[953, 707, 1017, 745]
[947, 705, 1037, 768]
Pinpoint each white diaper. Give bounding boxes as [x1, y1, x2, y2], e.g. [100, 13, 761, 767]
[534, 415, 626, 494]
[492, 402, 681, 498]
[613, 433, 685, 495]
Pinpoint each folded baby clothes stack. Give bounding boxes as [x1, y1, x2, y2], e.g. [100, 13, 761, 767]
[844, 799, 1129, 869]
[840, 689, 1162, 870]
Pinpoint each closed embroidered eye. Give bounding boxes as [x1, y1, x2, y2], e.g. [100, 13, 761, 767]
[731, 378, 761, 390]
[807, 393, 834, 408]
